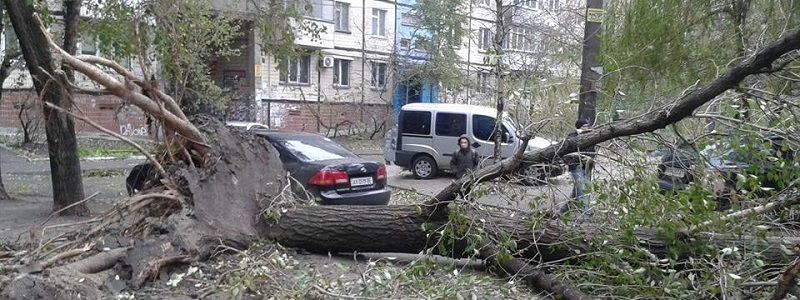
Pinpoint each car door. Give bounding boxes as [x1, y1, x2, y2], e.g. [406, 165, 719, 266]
[432, 112, 467, 170]
[471, 115, 515, 164]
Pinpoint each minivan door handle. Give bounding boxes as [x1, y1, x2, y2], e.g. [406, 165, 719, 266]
[472, 142, 481, 148]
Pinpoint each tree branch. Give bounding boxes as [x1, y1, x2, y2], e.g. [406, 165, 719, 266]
[426, 29, 800, 211]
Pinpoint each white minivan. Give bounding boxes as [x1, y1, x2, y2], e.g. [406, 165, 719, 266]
[384, 103, 563, 184]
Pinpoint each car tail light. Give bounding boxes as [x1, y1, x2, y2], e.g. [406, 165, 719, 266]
[376, 165, 387, 181]
[308, 168, 349, 186]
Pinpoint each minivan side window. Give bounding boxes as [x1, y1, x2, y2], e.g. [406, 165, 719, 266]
[401, 111, 432, 135]
[472, 115, 510, 143]
[435, 113, 466, 137]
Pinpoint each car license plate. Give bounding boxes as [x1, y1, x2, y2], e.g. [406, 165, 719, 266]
[350, 177, 373, 187]
[664, 167, 686, 178]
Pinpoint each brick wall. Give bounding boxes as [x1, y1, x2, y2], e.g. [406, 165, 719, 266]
[0, 90, 149, 138]
[265, 100, 392, 135]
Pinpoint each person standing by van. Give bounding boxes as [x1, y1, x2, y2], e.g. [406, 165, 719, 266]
[560, 119, 596, 216]
[450, 136, 480, 179]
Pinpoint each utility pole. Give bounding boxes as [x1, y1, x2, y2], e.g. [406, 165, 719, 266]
[577, 0, 603, 125]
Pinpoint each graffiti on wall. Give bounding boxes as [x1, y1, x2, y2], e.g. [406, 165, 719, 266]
[119, 123, 149, 136]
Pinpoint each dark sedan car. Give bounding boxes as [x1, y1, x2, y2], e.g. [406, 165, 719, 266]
[657, 135, 796, 206]
[256, 131, 390, 205]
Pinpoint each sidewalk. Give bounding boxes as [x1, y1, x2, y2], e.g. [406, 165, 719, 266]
[0, 147, 144, 175]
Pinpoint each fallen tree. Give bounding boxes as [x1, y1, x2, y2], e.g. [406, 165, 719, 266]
[2, 12, 798, 299]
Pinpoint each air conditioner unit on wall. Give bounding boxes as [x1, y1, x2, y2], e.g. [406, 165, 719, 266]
[321, 56, 335, 68]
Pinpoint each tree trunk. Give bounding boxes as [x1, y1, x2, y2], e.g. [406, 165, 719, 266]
[492, 0, 506, 161]
[0, 150, 9, 200]
[5, 0, 87, 215]
[62, 0, 81, 82]
[577, 0, 603, 124]
[270, 204, 800, 265]
[0, 1, 11, 201]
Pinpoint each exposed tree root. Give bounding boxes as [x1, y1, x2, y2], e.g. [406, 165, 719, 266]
[65, 247, 130, 274]
[39, 243, 93, 269]
[134, 254, 192, 286]
[771, 258, 800, 300]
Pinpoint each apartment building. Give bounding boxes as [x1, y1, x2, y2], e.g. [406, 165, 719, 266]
[392, 0, 581, 108]
[391, 0, 439, 114]
[213, 0, 396, 132]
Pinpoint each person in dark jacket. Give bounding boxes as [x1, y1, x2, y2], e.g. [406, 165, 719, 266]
[450, 136, 480, 179]
[559, 119, 596, 216]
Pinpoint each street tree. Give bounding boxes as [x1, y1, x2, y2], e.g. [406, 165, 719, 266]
[3, 0, 87, 214]
[0, 1, 22, 201]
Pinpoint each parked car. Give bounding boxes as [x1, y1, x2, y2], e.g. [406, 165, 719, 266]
[256, 130, 390, 205]
[384, 103, 563, 185]
[226, 121, 270, 131]
[656, 134, 797, 208]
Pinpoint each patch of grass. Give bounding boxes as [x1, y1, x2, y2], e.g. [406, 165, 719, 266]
[82, 169, 126, 178]
[78, 147, 140, 159]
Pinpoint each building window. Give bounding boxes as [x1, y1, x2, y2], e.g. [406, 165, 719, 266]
[478, 0, 491, 6]
[279, 55, 311, 84]
[370, 61, 387, 88]
[413, 38, 426, 51]
[333, 59, 350, 86]
[371, 9, 386, 36]
[478, 28, 492, 50]
[549, 0, 559, 9]
[401, 12, 419, 26]
[304, 0, 334, 21]
[334, 2, 350, 32]
[399, 38, 411, 49]
[81, 33, 97, 55]
[477, 72, 490, 93]
[504, 27, 535, 51]
[519, 0, 535, 8]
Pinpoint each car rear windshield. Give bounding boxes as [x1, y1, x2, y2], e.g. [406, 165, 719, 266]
[278, 136, 357, 162]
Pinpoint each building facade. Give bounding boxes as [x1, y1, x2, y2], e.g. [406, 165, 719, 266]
[391, 0, 438, 115]
[213, 0, 397, 132]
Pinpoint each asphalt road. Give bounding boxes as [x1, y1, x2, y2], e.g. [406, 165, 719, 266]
[360, 154, 573, 212]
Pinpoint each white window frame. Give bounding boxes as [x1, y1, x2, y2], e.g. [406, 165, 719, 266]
[371, 8, 387, 36]
[279, 55, 311, 85]
[370, 61, 387, 88]
[334, 2, 350, 32]
[477, 72, 490, 93]
[399, 38, 411, 49]
[478, 28, 492, 50]
[80, 32, 98, 55]
[333, 59, 350, 87]
[478, 0, 491, 6]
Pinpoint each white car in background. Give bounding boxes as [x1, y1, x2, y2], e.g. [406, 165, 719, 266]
[225, 121, 270, 131]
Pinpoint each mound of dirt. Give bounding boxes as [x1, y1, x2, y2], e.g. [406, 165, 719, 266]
[1, 116, 288, 297]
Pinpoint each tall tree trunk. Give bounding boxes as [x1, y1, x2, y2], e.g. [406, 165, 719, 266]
[5, 0, 87, 215]
[0, 1, 11, 201]
[62, 0, 81, 82]
[577, 0, 603, 125]
[492, 0, 507, 161]
[0, 145, 8, 200]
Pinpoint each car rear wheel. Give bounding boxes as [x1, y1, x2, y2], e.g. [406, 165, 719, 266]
[518, 164, 548, 185]
[412, 156, 437, 179]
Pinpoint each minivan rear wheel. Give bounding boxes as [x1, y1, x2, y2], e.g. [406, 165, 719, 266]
[412, 156, 437, 179]
[518, 164, 548, 185]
